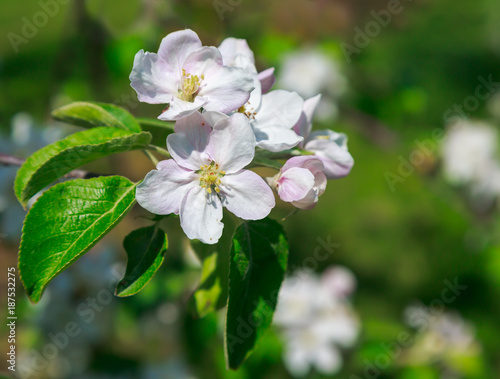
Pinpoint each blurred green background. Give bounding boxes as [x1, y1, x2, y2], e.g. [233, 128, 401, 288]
[1, 0, 500, 378]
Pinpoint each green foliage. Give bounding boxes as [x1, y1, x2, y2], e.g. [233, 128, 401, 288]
[190, 241, 225, 318]
[19, 176, 137, 303]
[51, 102, 142, 132]
[14, 127, 151, 207]
[116, 225, 168, 297]
[225, 218, 288, 369]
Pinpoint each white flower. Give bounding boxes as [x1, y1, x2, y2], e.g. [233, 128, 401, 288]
[274, 268, 360, 377]
[278, 48, 347, 120]
[442, 121, 500, 193]
[218, 37, 275, 93]
[217, 37, 303, 152]
[278, 48, 346, 99]
[135, 112, 275, 244]
[404, 305, 482, 369]
[294, 95, 354, 178]
[130, 29, 254, 120]
[268, 156, 326, 210]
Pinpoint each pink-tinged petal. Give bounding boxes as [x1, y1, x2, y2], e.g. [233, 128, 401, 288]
[136, 160, 197, 215]
[182, 46, 223, 73]
[305, 130, 354, 179]
[180, 186, 223, 244]
[157, 96, 207, 121]
[219, 170, 275, 220]
[277, 167, 315, 202]
[290, 188, 319, 210]
[255, 90, 304, 131]
[293, 94, 321, 140]
[167, 113, 212, 170]
[258, 67, 275, 93]
[283, 156, 327, 194]
[130, 50, 177, 104]
[254, 125, 303, 152]
[157, 29, 202, 75]
[218, 37, 255, 66]
[200, 65, 254, 114]
[282, 155, 323, 173]
[206, 113, 256, 173]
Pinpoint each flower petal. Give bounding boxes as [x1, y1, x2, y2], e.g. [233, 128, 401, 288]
[157, 29, 202, 75]
[136, 159, 197, 215]
[313, 344, 342, 375]
[206, 113, 256, 173]
[254, 90, 304, 131]
[305, 130, 354, 178]
[254, 125, 303, 152]
[201, 111, 229, 127]
[290, 188, 319, 210]
[258, 67, 275, 93]
[129, 50, 177, 104]
[180, 185, 224, 244]
[167, 112, 212, 170]
[219, 170, 275, 220]
[293, 94, 321, 140]
[218, 37, 255, 66]
[157, 96, 207, 121]
[277, 167, 315, 202]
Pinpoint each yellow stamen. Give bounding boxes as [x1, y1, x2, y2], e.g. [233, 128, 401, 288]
[198, 162, 225, 194]
[238, 104, 257, 120]
[179, 69, 203, 102]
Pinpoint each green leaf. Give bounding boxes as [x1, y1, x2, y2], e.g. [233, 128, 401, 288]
[52, 102, 141, 132]
[19, 176, 137, 303]
[189, 242, 225, 317]
[189, 214, 237, 318]
[14, 127, 151, 207]
[115, 225, 168, 297]
[225, 218, 289, 369]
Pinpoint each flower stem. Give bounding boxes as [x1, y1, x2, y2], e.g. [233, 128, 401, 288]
[143, 150, 159, 166]
[146, 144, 171, 158]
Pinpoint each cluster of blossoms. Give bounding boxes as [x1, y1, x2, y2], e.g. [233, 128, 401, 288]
[403, 305, 482, 376]
[441, 120, 500, 210]
[130, 30, 354, 244]
[273, 267, 360, 377]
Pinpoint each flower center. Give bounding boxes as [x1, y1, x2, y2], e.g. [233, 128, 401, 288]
[238, 104, 256, 120]
[179, 69, 204, 102]
[198, 162, 225, 194]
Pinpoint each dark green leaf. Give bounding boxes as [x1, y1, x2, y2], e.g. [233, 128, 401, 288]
[225, 218, 289, 369]
[14, 127, 151, 207]
[52, 102, 141, 132]
[116, 225, 168, 297]
[19, 176, 137, 303]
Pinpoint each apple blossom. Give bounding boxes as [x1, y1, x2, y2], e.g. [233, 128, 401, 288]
[268, 156, 326, 210]
[218, 37, 275, 93]
[274, 268, 360, 377]
[130, 29, 254, 121]
[294, 94, 354, 178]
[135, 112, 275, 244]
[216, 37, 303, 151]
